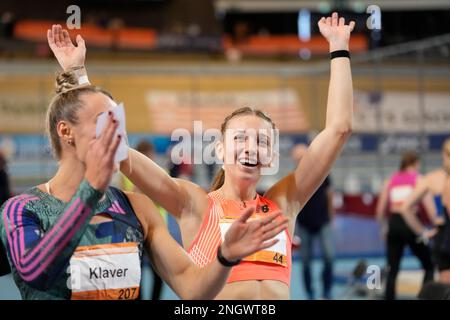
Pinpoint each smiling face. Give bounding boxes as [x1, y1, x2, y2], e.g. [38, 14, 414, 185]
[217, 114, 275, 187]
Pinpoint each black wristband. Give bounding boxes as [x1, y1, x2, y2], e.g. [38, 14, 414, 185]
[217, 245, 241, 267]
[330, 50, 350, 60]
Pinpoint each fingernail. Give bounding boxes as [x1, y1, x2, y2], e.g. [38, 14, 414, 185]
[108, 111, 112, 116]
[113, 119, 117, 123]
[118, 134, 122, 139]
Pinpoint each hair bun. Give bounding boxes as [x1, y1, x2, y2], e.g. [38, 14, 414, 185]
[55, 71, 79, 94]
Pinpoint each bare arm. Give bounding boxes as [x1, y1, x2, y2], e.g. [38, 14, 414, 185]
[128, 192, 288, 299]
[266, 13, 354, 216]
[422, 191, 440, 226]
[121, 149, 208, 219]
[401, 176, 429, 214]
[400, 176, 436, 235]
[375, 180, 389, 223]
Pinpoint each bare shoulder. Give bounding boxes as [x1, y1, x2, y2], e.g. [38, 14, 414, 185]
[425, 168, 446, 182]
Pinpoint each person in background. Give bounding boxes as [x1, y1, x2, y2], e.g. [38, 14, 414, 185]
[0, 152, 11, 207]
[167, 143, 194, 181]
[0, 151, 11, 276]
[376, 151, 435, 300]
[401, 138, 450, 283]
[292, 144, 335, 300]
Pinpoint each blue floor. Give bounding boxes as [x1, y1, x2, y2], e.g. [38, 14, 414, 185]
[1, 256, 425, 300]
[139, 256, 425, 300]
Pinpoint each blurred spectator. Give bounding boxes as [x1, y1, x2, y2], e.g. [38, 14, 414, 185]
[168, 143, 194, 181]
[375, 151, 434, 300]
[292, 144, 335, 300]
[0, 236, 10, 276]
[233, 21, 250, 44]
[0, 11, 16, 39]
[186, 23, 201, 37]
[108, 17, 125, 51]
[0, 152, 11, 206]
[0, 151, 11, 276]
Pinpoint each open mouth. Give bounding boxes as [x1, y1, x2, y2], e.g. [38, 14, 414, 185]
[239, 159, 258, 168]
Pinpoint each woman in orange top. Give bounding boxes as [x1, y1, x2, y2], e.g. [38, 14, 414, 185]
[48, 12, 354, 299]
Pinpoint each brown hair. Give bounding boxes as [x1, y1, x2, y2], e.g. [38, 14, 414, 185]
[46, 71, 112, 159]
[210, 107, 276, 191]
[399, 151, 420, 171]
[136, 140, 154, 155]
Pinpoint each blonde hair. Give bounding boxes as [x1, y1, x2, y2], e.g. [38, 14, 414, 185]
[46, 71, 112, 159]
[210, 107, 276, 191]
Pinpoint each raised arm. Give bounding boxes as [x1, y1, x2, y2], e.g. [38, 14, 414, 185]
[47, 25, 208, 220]
[128, 192, 288, 299]
[47, 25, 87, 77]
[121, 149, 208, 219]
[266, 12, 354, 215]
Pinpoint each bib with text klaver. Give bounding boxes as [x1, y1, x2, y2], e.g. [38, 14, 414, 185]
[68, 242, 141, 300]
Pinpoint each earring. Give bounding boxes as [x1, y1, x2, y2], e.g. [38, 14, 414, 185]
[68, 139, 73, 146]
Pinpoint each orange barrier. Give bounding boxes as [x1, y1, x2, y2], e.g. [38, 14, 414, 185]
[116, 27, 156, 50]
[223, 34, 368, 55]
[14, 20, 156, 49]
[14, 19, 367, 54]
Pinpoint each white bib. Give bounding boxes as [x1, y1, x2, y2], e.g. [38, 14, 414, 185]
[219, 218, 287, 266]
[390, 185, 414, 205]
[68, 242, 141, 300]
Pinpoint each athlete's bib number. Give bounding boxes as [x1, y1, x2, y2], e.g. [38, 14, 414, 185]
[390, 185, 414, 205]
[69, 242, 141, 300]
[219, 218, 287, 266]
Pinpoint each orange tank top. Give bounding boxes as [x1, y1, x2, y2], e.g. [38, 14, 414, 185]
[187, 190, 292, 286]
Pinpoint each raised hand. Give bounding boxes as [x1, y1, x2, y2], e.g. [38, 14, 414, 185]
[318, 12, 355, 51]
[47, 24, 86, 70]
[220, 206, 289, 262]
[84, 112, 121, 192]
